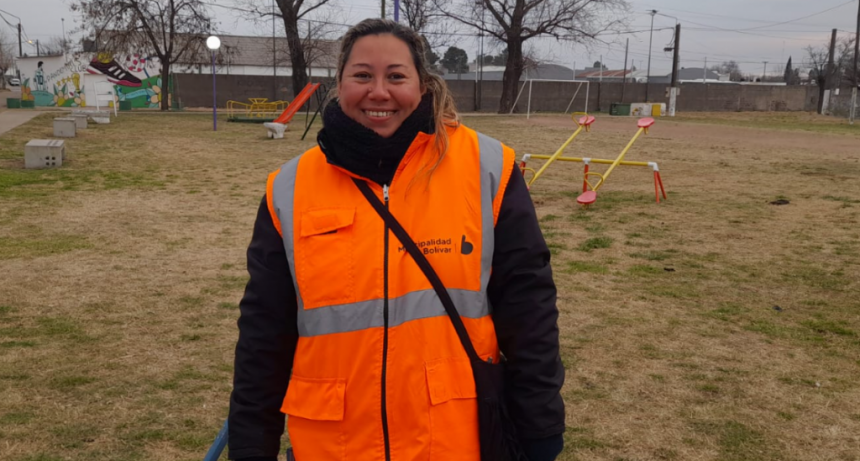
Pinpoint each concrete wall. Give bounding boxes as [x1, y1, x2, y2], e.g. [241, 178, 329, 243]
[174, 72, 823, 114]
[596, 83, 819, 113]
[174, 73, 335, 109]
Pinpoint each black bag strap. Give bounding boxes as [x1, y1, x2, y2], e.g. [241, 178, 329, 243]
[352, 178, 481, 362]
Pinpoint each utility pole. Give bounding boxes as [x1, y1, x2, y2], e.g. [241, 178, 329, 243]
[395, 0, 400, 22]
[61, 18, 66, 53]
[703, 57, 707, 82]
[621, 38, 629, 102]
[763, 61, 768, 81]
[646, 9, 657, 101]
[850, 0, 859, 124]
[823, 28, 837, 114]
[272, 0, 277, 100]
[668, 22, 680, 116]
[381, 0, 385, 18]
[599, 54, 603, 82]
[18, 22, 22, 57]
[477, 0, 485, 111]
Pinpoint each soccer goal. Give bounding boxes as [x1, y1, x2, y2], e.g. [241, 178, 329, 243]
[509, 79, 591, 119]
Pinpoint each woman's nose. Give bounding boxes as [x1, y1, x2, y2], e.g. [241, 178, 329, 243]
[367, 79, 390, 100]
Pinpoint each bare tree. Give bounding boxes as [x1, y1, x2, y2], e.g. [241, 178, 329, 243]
[805, 44, 837, 113]
[0, 30, 13, 90]
[386, 0, 454, 50]
[836, 36, 858, 87]
[243, 0, 334, 98]
[299, 15, 341, 78]
[433, 0, 626, 113]
[71, 0, 212, 110]
[711, 61, 742, 81]
[41, 36, 70, 56]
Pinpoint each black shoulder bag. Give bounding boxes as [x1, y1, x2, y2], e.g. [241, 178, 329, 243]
[352, 179, 528, 461]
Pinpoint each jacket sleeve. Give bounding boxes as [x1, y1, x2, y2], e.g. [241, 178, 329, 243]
[488, 163, 566, 441]
[228, 196, 299, 460]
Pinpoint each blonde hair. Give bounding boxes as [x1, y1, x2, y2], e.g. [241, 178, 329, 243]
[334, 18, 460, 163]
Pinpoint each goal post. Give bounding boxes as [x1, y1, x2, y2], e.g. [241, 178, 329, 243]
[509, 79, 591, 119]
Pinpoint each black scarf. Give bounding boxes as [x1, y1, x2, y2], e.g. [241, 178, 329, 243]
[317, 93, 435, 186]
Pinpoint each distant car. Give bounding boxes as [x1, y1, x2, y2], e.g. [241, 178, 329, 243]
[8, 77, 20, 86]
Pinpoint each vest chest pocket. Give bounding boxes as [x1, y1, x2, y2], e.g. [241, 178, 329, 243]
[296, 208, 356, 309]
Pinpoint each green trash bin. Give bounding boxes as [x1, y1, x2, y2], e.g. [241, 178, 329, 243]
[610, 103, 631, 116]
[21, 100, 35, 108]
[119, 100, 133, 111]
[7, 98, 21, 109]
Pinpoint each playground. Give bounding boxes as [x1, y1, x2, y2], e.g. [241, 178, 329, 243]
[1, 110, 860, 461]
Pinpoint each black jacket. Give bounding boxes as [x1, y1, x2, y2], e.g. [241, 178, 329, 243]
[228, 163, 565, 460]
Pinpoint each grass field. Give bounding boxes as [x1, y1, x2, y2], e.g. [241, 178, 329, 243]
[1, 110, 859, 461]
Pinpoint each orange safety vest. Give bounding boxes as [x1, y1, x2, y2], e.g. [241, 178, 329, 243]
[266, 124, 515, 461]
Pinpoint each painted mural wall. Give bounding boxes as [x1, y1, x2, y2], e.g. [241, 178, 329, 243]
[16, 52, 170, 108]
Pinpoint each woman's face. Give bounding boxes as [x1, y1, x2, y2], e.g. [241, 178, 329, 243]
[337, 34, 424, 138]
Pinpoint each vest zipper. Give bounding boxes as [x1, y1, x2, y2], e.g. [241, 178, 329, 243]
[381, 183, 392, 461]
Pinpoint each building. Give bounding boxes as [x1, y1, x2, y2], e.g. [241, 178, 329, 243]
[649, 68, 722, 84]
[177, 35, 338, 78]
[442, 63, 578, 82]
[13, 34, 339, 108]
[575, 68, 634, 82]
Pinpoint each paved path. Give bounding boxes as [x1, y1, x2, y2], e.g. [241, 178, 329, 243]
[0, 110, 43, 136]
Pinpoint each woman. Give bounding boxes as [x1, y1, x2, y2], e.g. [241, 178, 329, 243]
[229, 18, 564, 461]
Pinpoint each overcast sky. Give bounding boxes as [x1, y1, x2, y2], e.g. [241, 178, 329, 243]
[2, 0, 858, 76]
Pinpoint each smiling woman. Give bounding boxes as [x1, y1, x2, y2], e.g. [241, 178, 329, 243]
[337, 34, 424, 138]
[228, 18, 565, 461]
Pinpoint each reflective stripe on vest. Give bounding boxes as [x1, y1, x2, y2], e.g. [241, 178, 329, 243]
[270, 131, 505, 337]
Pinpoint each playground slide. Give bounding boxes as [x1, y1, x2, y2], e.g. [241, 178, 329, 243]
[273, 83, 321, 124]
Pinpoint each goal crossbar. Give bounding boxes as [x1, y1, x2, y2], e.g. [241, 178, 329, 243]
[509, 79, 591, 119]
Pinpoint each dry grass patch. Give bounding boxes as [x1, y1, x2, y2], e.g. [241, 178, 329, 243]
[2, 112, 860, 460]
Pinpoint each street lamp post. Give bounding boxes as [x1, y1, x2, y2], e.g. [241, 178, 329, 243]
[28, 39, 41, 57]
[206, 36, 221, 131]
[645, 9, 657, 102]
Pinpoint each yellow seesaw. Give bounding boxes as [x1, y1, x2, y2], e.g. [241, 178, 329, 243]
[521, 116, 667, 206]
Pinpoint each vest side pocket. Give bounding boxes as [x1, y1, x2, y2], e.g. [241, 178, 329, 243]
[282, 375, 347, 460]
[425, 357, 480, 460]
[297, 208, 356, 309]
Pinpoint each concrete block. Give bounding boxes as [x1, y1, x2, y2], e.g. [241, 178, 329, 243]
[264, 122, 287, 139]
[53, 118, 77, 138]
[71, 114, 88, 129]
[92, 114, 111, 124]
[73, 109, 111, 123]
[25, 140, 65, 169]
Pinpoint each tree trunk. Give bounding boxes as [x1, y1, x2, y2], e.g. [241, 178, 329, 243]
[283, 12, 308, 99]
[161, 58, 170, 111]
[498, 38, 524, 113]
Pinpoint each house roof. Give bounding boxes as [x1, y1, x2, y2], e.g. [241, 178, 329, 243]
[443, 63, 577, 81]
[575, 69, 632, 79]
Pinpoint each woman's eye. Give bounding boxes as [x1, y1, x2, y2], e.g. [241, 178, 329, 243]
[354, 73, 371, 80]
[389, 74, 405, 81]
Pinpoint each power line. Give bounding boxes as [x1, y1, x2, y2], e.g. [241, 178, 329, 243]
[652, 3, 849, 27]
[737, 0, 855, 31]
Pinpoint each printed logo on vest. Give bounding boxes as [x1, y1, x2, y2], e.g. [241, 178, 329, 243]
[460, 235, 474, 255]
[397, 235, 475, 256]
